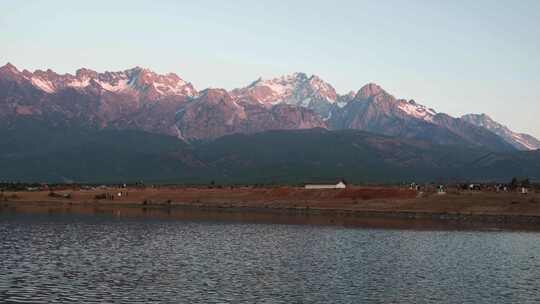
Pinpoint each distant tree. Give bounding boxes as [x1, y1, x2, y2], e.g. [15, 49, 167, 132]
[521, 178, 531, 188]
[510, 177, 519, 190]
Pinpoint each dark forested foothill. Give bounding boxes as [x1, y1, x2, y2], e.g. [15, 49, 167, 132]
[0, 124, 539, 184]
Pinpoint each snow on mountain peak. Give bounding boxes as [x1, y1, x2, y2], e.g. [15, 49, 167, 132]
[233, 72, 338, 106]
[461, 113, 540, 150]
[121, 67, 194, 96]
[350, 83, 439, 123]
[396, 99, 437, 122]
[30, 76, 56, 93]
[2, 63, 537, 152]
[307, 75, 337, 101]
[6, 65, 197, 97]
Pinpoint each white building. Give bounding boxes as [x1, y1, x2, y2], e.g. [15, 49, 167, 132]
[304, 181, 347, 189]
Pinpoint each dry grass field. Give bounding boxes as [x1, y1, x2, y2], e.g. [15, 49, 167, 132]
[2, 186, 539, 216]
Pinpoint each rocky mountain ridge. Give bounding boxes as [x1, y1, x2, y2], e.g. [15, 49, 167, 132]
[461, 113, 540, 151]
[1, 63, 537, 151]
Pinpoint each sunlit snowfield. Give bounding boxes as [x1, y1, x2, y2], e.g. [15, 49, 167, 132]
[1, 212, 540, 304]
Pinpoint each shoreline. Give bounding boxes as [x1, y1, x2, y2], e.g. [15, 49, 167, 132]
[2, 186, 540, 231]
[3, 196, 540, 232]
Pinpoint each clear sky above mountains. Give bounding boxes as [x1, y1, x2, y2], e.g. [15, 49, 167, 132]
[2, 0, 539, 137]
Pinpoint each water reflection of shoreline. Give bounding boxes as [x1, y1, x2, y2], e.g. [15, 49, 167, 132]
[2, 203, 540, 232]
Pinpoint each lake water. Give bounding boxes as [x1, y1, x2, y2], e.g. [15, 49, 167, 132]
[1, 209, 540, 303]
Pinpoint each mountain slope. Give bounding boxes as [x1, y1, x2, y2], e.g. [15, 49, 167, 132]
[329, 84, 515, 152]
[462, 114, 540, 151]
[231, 72, 341, 118]
[0, 118, 194, 183]
[0, 63, 533, 152]
[1, 122, 538, 183]
[0, 63, 196, 136]
[195, 129, 540, 183]
[174, 89, 326, 140]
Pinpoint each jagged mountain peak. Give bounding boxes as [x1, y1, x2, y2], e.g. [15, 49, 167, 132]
[75, 67, 99, 79]
[121, 67, 195, 96]
[462, 113, 504, 128]
[245, 72, 312, 89]
[307, 75, 336, 95]
[3, 62, 16, 68]
[1, 65, 197, 97]
[356, 83, 387, 99]
[0, 62, 19, 73]
[33, 68, 58, 76]
[243, 72, 334, 92]
[232, 72, 338, 114]
[1, 63, 534, 153]
[348, 83, 438, 122]
[0, 63, 26, 80]
[286, 72, 309, 80]
[198, 88, 231, 100]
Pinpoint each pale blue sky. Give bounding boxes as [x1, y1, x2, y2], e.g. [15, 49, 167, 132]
[2, 0, 539, 137]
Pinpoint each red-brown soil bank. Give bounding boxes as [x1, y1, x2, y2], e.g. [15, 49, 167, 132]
[2, 186, 540, 229]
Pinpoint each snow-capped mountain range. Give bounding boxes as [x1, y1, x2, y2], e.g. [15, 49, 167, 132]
[9, 63, 196, 98]
[231, 72, 343, 119]
[1, 63, 538, 151]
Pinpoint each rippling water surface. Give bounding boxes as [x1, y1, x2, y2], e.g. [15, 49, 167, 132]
[1, 210, 540, 303]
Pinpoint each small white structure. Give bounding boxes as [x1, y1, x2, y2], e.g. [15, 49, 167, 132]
[305, 181, 347, 190]
[521, 187, 529, 194]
